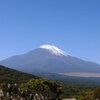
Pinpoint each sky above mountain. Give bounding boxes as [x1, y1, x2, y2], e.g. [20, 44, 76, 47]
[0, 0, 100, 64]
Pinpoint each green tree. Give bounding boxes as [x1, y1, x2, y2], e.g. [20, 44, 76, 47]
[77, 90, 95, 100]
[20, 78, 63, 100]
[94, 88, 100, 99]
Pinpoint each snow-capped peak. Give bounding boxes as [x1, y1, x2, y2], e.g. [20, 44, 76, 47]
[40, 44, 68, 56]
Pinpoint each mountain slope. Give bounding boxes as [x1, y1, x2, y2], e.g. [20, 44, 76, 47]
[0, 45, 100, 75]
[0, 65, 38, 83]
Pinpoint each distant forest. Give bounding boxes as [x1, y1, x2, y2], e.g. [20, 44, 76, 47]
[0, 65, 100, 100]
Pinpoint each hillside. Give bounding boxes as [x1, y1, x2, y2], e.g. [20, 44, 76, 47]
[0, 65, 38, 83]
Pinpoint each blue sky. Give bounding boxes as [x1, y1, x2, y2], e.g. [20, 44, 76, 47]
[0, 0, 100, 64]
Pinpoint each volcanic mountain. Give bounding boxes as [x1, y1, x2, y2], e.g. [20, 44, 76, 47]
[0, 44, 100, 76]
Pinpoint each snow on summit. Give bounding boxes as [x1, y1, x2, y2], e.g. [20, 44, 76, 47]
[40, 44, 68, 56]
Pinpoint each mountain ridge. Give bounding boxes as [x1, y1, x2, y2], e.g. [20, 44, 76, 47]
[0, 65, 38, 83]
[0, 45, 100, 76]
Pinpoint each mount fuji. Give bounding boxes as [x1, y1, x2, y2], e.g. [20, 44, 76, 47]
[0, 44, 100, 77]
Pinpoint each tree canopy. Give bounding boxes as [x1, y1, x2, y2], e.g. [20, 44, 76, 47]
[21, 78, 63, 100]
